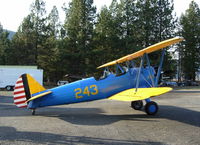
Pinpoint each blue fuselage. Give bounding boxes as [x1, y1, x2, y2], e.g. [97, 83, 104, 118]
[28, 67, 155, 109]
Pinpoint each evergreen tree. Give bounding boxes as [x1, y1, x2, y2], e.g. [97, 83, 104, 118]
[155, 0, 177, 76]
[119, 0, 137, 53]
[0, 23, 10, 64]
[135, 0, 176, 78]
[47, 6, 60, 37]
[63, 0, 96, 76]
[135, 0, 175, 46]
[30, 0, 47, 65]
[38, 6, 60, 82]
[10, 0, 47, 66]
[179, 1, 200, 81]
[2, 0, 180, 83]
[94, 5, 117, 65]
[9, 15, 36, 65]
[94, 0, 126, 67]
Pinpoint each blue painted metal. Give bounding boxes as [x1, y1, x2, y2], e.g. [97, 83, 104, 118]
[116, 64, 125, 74]
[27, 66, 156, 109]
[155, 49, 165, 86]
[127, 60, 135, 68]
[26, 50, 166, 110]
[144, 50, 165, 103]
[135, 56, 144, 92]
[145, 98, 151, 103]
[145, 53, 155, 87]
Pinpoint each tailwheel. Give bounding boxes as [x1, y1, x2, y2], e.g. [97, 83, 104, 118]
[32, 109, 36, 115]
[131, 100, 143, 110]
[145, 101, 158, 115]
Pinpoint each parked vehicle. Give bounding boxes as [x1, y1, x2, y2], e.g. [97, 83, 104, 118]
[180, 80, 200, 86]
[0, 66, 43, 91]
[57, 80, 69, 86]
[161, 81, 177, 87]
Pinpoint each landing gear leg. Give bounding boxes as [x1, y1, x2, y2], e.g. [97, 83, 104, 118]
[32, 109, 36, 115]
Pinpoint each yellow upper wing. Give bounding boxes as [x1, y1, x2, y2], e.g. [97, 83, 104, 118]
[108, 87, 172, 102]
[98, 37, 183, 69]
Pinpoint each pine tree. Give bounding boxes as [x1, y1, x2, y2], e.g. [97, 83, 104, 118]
[30, 0, 47, 65]
[63, 0, 96, 76]
[0, 23, 10, 64]
[10, 15, 36, 65]
[135, 0, 175, 46]
[119, 0, 137, 53]
[10, 0, 47, 66]
[155, 0, 177, 76]
[38, 6, 61, 82]
[93, 6, 114, 66]
[135, 0, 176, 78]
[179, 1, 200, 81]
[47, 6, 60, 37]
[94, 0, 126, 67]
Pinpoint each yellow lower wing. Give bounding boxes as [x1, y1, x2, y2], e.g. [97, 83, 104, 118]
[108, 87, 172, 102]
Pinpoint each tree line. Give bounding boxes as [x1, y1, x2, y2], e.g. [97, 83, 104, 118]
[0, 0, 199, 83]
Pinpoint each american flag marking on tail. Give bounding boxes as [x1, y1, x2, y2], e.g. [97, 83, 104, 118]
[13, 77, 27, 108]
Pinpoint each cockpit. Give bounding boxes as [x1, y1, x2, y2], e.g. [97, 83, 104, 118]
[94, 63, 130, 81]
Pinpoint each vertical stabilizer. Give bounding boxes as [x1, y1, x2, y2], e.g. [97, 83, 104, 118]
[13, 74, 45, 108]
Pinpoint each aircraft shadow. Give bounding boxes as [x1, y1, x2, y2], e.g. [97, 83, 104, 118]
[0, 126, 163, 145]
[43, 110, 154, 126]
[172, 90, 200, 93]
[38, 105, 200, 127]
[0, 96, 199, 127]
[158, 105, 200, 127]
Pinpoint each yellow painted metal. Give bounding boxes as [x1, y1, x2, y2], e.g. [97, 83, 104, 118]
[98, 37, 184, 69]
[108, 87, 172, 102]
[26, 74, 46, 95]
[26, 91, 52, 102]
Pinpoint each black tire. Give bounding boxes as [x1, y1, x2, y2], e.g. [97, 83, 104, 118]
[145, 101, 158, 115]
[32, 110, 36, 115]
[6, 86, 12, 91]
[131, 100, 143, 110]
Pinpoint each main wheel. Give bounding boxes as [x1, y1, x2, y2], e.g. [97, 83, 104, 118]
[131, 100, 143, 110]
[32, 109, 36, 115]
[145, 101, 158, 115]
[6, 86, 12, 91]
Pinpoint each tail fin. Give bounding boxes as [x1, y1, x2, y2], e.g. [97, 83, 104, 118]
[13, 74, 45, 108]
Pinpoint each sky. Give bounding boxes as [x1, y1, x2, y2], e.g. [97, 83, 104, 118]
[0, 0, 199, 32]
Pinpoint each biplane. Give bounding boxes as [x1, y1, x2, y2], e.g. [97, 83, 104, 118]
[13, 37, 183, 115]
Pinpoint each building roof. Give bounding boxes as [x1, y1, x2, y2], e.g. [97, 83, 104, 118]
[0, 65, 38, 69]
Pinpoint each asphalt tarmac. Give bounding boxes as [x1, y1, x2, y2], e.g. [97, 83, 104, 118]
[0, 89, 199, 145]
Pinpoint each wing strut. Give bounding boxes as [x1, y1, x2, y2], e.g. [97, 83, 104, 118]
[135, 55, 144, 92]
[144, 53, 155, 87]
[155, 49, 165, 86]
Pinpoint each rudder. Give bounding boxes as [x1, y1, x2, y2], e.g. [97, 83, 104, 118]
[13, 74, 45, 108]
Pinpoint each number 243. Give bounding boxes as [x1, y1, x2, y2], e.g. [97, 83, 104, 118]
[74, 85, 98, 99]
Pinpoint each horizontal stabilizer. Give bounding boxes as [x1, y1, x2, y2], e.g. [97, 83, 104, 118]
[108, 87, 172, 102]
[26, 90, 52, 102]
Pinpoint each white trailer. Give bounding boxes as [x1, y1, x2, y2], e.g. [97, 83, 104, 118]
[0, 66, 43, 91]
